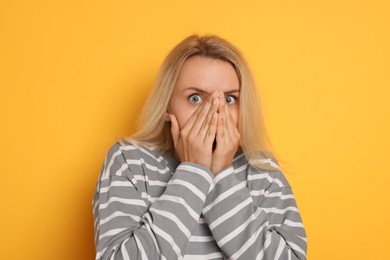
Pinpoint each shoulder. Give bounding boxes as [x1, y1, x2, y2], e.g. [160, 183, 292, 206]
[245, 156, 291, 192]
[104, 139, 166, 163]
[101, 139, 164, 178]
[106, 139, 174, 178]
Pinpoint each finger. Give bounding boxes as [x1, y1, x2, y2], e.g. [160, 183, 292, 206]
[225, 98, 236, 125]
[198, 97, 219, 138]
[190, 92, 219, 134]
[169, 114, 180, 147]
[204, 112, 218, 144]
[216, 111, 225, 144]
[223, 97, 237, 139]
[218, 91, 225, 114]
[219, 91, 234, 141]
[181, 91, 217, 132]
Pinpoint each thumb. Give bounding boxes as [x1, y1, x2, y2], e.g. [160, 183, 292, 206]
[169, 114, 180, 147]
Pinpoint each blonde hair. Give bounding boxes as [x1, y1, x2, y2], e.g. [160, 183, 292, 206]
[122, 34, 280, 171]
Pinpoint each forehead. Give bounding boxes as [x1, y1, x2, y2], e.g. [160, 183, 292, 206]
[174, 56, 240, 93]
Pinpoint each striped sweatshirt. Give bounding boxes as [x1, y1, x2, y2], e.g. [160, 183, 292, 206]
[92, 140, 307, 259]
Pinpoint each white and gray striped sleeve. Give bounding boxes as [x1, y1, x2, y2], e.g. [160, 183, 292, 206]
[92, 143, 214, 260]
[202, 165, 307, 260]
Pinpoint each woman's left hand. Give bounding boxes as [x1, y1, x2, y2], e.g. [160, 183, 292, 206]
[211, 91, 240, 174]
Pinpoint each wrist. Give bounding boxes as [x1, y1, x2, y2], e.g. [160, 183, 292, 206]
[211, 160, 231, 174]
[212, 164, 234, 175]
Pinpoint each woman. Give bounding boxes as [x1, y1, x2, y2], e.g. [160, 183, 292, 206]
[92, 34, 307, 259]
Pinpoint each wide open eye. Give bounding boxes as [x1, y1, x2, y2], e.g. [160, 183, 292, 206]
[189, 94, 203, 104]
[225, 95, 238, 105]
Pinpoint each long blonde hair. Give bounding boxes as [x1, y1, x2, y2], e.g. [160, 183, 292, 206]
[123, 34, 280, 171]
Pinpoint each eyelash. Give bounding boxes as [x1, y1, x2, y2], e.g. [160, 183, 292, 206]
[188, 94, 204, 104]
[188, 94, 239, 105]
[225, 95, 239, 105]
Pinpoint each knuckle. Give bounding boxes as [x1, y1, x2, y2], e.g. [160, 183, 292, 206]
[187, 133, 196, 142]
[199, 107, 209, 117]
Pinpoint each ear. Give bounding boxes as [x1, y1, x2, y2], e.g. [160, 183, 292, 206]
[166, 103, 171, 121]
[165, 113, 171, 122]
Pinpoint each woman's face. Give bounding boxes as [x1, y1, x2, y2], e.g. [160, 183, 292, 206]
[168, 56, 240, 129]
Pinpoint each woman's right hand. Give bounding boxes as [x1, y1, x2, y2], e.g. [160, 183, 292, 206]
[169, 91, 219, 169]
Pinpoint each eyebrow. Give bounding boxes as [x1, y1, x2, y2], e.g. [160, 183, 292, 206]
[183, 87, 240, 95]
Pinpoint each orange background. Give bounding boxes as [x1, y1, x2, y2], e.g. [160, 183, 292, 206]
[1, 1, 389, 259]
